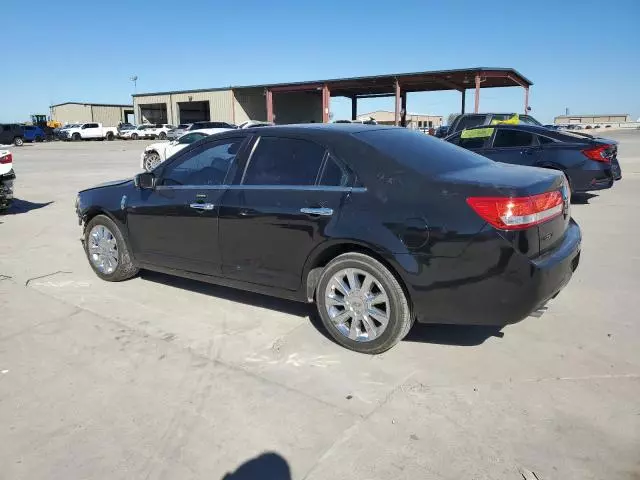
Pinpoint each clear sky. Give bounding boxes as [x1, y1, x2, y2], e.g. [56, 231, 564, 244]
[1, 0, 638, 124]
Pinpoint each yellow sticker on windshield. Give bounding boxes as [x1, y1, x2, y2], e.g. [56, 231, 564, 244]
[491, 114, 520, 125]
[461, 127, 494, 139]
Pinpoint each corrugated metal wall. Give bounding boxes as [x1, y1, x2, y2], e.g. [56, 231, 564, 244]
[233, 88, 267, 123]
[91, 106, 127, 126]
[134, 94, 171, 124]
[51, 104, 93, 123]
[134, 91, 235, 125]
[51, 104, 131, 125]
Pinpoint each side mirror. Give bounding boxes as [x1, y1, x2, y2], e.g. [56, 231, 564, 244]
[134, 172, 155, 189]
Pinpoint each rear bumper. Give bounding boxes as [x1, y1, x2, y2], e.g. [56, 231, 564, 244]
[0, 169, 16, 208]
[568, 162, 615, 192]
[397, 220, 581, 326]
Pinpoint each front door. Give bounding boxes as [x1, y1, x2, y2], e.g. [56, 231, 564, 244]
[126, 136, 248, 275]
[480, 128, 542, 167]
[219, 135, 350, 291]
[82, 123, 100, 139]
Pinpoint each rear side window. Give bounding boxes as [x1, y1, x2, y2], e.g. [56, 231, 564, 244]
[493, 129, 535, 148]
[455, 115, 485, 131]
[537, 135, 555, 145]
[357, 128, 490, 175]
[243, 137, 326, 186]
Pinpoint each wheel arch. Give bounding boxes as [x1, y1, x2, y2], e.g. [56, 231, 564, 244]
[303, 240, 412, 307]
[82, 208, 136, 261]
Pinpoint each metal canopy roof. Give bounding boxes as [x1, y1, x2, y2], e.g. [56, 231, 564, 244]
[133, 67, 532, 98]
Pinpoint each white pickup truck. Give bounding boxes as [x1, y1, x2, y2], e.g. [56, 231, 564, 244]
[60, 123, 118, 141]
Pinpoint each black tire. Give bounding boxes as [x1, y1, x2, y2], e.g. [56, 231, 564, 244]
[131, 133, 138, 140]
[158, 132, 167, 140]
[316, 252, 413, 354]
[84, 215, 139, 282]
[72, 132, 81, 141]
[106, 132, 114, 141]
[13, 136, 24, 146]
[35, 136, 43, 142]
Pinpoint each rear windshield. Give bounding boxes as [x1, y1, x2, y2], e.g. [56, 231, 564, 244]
[356, 128, 491, 175]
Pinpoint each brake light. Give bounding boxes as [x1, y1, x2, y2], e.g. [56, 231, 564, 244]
[0, 152, 12, 164]
[582, 144, 611, 163]
[467, 191, 564, 230]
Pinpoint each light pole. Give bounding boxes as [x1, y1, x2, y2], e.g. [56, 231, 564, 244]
[130, 75, 138, 94]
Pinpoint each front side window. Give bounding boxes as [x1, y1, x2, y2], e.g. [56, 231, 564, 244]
[161, 138, 243, 186]
[493, 129, 535, 148]
[243, 137, 326, 186]
[84, 123, 98, 129]
[519, 115, 542, 126]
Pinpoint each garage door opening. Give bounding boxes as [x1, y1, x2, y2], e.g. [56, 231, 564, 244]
[139, 103, 167, 124]
[178, 101, 210, 123]
[124, 110, 135, 124]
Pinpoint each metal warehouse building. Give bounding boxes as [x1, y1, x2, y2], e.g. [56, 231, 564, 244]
[554, 114, 630, 125]
[50, 102, 134, 126]
[133, 67, 533, 127]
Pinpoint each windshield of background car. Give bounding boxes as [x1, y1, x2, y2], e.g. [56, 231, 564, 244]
[357, 128, 491, 175]
[519, 115, 543, 126]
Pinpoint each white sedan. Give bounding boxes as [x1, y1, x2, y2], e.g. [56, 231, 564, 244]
[140, 128, 231, 171]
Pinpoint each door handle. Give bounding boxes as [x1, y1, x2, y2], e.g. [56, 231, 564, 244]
[521, 148, 535, 155]
[300, 207, 333, 216]
[190, 203, 215, 210]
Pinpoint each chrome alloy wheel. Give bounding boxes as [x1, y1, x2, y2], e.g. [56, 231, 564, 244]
[324, 268, 390, 342]
[144, 152, 162, 171]
[88, 225, 119, 274]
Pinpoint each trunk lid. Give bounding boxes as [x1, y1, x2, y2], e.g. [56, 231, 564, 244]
[439, 163, 570, 257]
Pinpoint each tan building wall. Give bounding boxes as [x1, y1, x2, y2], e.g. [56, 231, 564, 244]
[358, 110, 442, 128]
[51, 103, 132, 126]
[134, 90, 235, 125]
[234, 88, 267, 123]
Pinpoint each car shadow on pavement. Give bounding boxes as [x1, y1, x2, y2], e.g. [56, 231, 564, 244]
[140, 271, 504, 349]
[222, 452, 291, 480]
[2, 199, 54, 215]
[403, 323, 504, 346]
[571, 192, 598, 205]
[139, 270, 312, 318]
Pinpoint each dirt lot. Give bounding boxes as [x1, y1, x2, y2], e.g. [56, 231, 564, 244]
[1, 133, 639, 479]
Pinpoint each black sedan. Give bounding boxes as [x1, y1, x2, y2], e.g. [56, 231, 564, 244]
[445, 124, 621, 193]
[76, 124, 580, 354]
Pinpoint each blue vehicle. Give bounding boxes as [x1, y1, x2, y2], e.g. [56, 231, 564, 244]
[445, 123, 621, 194]
[22, 125, 46, 142]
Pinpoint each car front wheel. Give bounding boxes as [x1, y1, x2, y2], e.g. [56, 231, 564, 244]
[316, 252, 413, 354]
[84, 215, 139, 282]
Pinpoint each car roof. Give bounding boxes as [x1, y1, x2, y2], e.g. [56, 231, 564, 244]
[240, 123, 393, 136]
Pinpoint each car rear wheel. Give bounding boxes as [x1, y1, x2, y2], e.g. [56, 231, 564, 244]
[316, 252, 413, 354]
[72, 133, 81, 141]
[131, 133, 138, 140]
[158, 132, 167, 140]
[84, 215, 139, 282]
[106, 132, 114, 141]
[13, 136, 24, 146]
[143, 152, 162, 171]
[35, 136, 43, 142]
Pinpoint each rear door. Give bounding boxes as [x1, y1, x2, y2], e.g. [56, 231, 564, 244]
[481, 128, 542, 166]
[126, 135, 249, 275]
[218, 135, 349, 290]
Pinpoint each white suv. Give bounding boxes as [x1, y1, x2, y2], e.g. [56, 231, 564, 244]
[145, 124, 176, 140]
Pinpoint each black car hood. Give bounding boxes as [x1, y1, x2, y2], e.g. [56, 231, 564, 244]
[80, 178, 132, 192]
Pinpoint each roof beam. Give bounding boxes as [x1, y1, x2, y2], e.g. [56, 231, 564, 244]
[432, 77, 464, 92]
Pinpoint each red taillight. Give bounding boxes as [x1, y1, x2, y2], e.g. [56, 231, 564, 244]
[467, 191, 564, 230]
[0, 152, 12, 164]
[582, 144, 611, 163]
